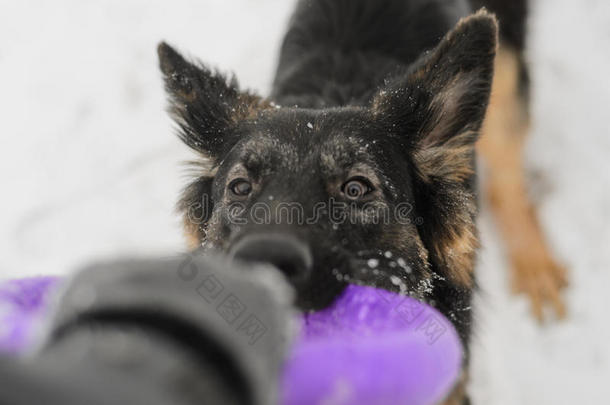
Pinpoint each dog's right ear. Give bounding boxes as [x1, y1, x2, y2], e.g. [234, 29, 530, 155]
[158, 42, 268, 158]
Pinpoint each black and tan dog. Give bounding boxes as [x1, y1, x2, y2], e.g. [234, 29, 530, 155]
[158, 0, 567, 402]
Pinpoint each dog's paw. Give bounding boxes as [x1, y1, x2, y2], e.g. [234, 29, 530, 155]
[510, 251, 569, 322]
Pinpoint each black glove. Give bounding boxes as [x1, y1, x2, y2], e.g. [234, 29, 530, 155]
[0, 253, 296, 405]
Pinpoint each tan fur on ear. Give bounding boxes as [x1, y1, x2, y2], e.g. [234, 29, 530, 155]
[415, 130, 477, 184]
[405, 11, 497, 287]
[414, 130, 479, 287]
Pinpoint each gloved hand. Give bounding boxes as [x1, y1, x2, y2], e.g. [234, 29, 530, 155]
[0, 253, 296, 405]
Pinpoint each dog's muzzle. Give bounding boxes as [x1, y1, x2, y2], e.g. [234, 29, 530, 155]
[229, 233, 313, 284]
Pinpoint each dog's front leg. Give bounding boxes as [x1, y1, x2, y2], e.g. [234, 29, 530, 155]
[477, 46, 568, 321]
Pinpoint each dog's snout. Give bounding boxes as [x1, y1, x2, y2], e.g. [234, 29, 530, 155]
[229, 234, 312, 282]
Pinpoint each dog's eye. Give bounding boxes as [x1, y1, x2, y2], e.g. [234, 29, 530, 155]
[229, 179, 252, 197]
[342, 178, 373, 200]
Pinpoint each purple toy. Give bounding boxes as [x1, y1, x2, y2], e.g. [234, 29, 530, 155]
[0, 278, 462, 405]
[281, 285, 462, 405]
[0, 276, 59, 352]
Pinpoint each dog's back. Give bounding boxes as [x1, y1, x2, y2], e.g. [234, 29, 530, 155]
[273, 0, 527, 108]
[272, 0, 471, 107]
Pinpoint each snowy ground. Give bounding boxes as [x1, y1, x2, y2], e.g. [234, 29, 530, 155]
[1, 0, 609, 403]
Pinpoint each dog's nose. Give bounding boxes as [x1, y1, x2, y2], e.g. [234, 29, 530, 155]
[229, 234, 312, 283]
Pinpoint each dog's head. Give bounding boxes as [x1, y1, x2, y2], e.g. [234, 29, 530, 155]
[159, 12, 497, 309]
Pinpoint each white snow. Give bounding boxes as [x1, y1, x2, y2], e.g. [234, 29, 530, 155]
[1, 0, 609, 403]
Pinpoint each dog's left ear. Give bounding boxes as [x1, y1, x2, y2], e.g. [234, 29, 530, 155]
[158, 42, 268, 158]
[372, 10, 498, 286]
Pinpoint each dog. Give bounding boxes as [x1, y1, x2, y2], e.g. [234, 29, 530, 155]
[158, 0, 567, 402]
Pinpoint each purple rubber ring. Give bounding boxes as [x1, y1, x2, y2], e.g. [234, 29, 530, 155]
[281, 285, 463, 405]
